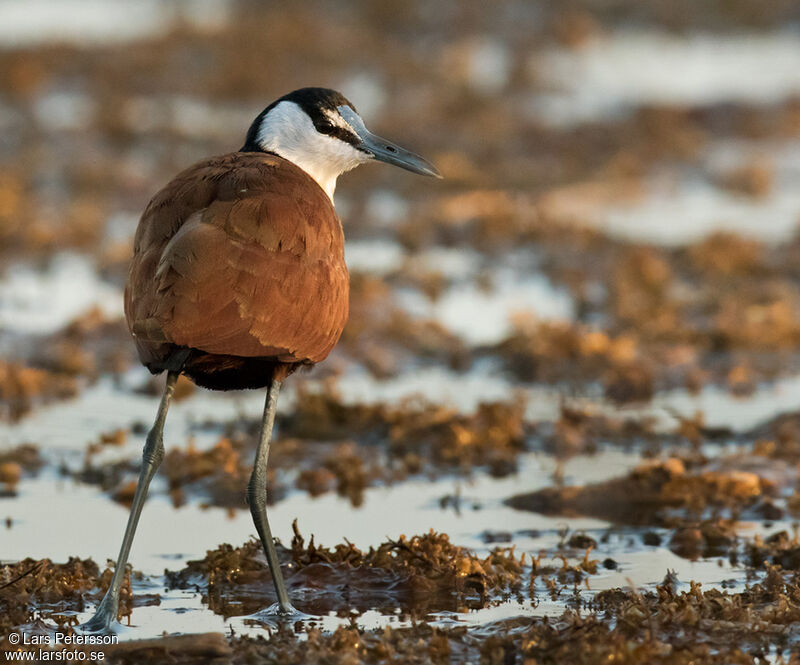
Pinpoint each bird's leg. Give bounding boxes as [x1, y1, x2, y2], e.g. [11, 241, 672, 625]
[81, 371, 179, 632]
[247, 378, 295, 615]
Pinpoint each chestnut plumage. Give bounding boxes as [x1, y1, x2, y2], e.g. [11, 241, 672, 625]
[125, 152, 349, 389]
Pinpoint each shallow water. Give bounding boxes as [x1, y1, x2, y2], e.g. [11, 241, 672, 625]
[397, 269, 574, 346]
[531, 30, 800, 126]
[2, 361, 790, 640]
[3, 242, 798, 639]
[0, 253, 122, 335]
[0, 0, 230, 48]
[541, 139, 800, 246]
[4, 439, 740, 640]
[2, 9, 800, 659]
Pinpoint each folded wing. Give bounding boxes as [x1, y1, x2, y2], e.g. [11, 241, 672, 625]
[125, 153, 349, 370]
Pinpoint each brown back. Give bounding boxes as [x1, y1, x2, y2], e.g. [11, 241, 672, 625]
[125, 152, 349, 371]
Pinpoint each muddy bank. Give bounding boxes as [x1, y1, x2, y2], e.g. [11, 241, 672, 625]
[28, 569, 800, 665]
[165, 524, 525, 618]
[70, 390, 529, 510]
[0, 557, 130, 637]
[507, 456, 776, 524]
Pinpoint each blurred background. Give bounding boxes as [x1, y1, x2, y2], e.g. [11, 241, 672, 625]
[3, 0, 800, 658]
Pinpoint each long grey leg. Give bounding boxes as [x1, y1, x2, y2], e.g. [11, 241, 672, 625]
[247, 378, 295, 614]
[81, 371, 179, 632]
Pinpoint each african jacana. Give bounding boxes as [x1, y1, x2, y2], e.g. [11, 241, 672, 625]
[82, 87, 440, 631]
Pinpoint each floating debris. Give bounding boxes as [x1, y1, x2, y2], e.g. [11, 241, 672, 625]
[165, 524, 525, 617]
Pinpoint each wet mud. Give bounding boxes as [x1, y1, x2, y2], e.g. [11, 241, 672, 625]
[166, 524, 525, 618]
[5, 0, 800, 663]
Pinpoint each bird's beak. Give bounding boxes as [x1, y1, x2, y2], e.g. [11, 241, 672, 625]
[338, 105, 442, 178]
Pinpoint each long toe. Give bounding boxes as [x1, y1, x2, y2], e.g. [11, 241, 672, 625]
[77, 614, 113, 634]
[77, 603, 119, 635]
[247, 602, 313, 626]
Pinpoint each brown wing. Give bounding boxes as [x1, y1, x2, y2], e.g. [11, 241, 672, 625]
[125, 153, 349, 369]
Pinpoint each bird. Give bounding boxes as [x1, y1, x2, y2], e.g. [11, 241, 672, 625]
[81, 87, 440, 632]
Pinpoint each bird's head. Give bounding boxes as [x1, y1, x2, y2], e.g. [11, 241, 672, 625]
[242, 87, 441, 200]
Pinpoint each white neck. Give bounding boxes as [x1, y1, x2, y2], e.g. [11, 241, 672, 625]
[256, 101, 369, 200]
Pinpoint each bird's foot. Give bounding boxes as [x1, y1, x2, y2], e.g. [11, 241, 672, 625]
[246, 602, 313, 626]
[76, 597, 121, 634]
